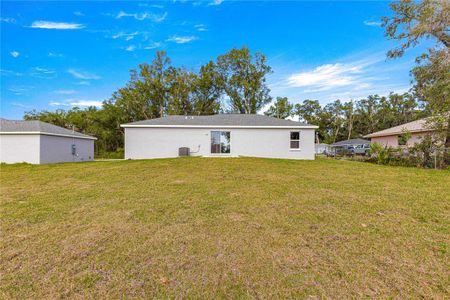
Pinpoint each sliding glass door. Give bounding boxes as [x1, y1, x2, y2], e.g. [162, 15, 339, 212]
[211, 131, 231, 154]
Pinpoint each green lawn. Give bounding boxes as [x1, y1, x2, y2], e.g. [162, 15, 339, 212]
[1, 158, 449, 298]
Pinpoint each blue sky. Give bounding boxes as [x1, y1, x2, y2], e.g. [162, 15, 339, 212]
[1, 1, 425, 119]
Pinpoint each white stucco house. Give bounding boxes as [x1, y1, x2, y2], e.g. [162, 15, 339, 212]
[0, 119, 96, 164]
[121, 114, 318, 160]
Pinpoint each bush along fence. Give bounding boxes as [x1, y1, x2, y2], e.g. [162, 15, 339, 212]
[325, 137, 450, 170]
[365, 142, 450, 170]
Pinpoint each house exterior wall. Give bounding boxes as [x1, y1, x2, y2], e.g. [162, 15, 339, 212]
[0, 134, 94, 164]
[370, 131, 433, 148]
[0, 134, 40, 164]
[370, 135, 399, 148]
[39, 135, 94, 164]
[125, 127, 315, 160]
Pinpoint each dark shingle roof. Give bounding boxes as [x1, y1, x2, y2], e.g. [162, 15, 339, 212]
[121, 114, 316, 127]
[0, 119, 96, 139]
[330, 138, 370, 147]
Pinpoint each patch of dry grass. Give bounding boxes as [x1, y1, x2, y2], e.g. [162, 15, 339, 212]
[1, 157, 449, 298]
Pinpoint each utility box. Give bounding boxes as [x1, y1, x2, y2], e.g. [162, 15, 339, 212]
[178, 147, 190, 157]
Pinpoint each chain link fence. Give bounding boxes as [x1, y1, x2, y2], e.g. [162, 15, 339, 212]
[324, 146, 450, 170]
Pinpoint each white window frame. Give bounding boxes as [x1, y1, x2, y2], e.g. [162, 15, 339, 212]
[290, 131, 301, 150]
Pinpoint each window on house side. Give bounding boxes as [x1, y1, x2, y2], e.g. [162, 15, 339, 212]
[290, 131, 300, 149]
[398, 135, 408, 146]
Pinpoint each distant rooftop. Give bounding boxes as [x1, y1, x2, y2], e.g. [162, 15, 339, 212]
[364, 118, 433, 138]
[330, 138, 370, 147]
[0, 119, 96, 140]
[121, 114, 317, 128]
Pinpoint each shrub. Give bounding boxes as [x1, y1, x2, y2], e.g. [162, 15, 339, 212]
[365, 136, 447, 169]
[369, 143, 395, 165]
[96, 148, 124, 159]
[408, 135, 437, 168]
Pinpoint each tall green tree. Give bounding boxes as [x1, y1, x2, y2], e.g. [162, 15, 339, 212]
[324, 100, 345, 143]
[217, 47, 272, 114]
[149, 51, 172, 117]
[295, 100, 322, 125]
[343, 101, 354, 140]
[295, 100, 326, 142]
[191, 61, 224, 115]
[111, 51, 172, 121]
[264, 97, 293, 119]
[167, 68, 196, 115]
[382, 0, 449, 58]
[376, 92, 423, 129]
[412, 50, 450, 146]
[354, 95, 380, 135]
[382, 0, 450, 156]
[24, 109, 69, 128]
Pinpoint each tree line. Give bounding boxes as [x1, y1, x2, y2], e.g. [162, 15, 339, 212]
[267, 94, 426, 144]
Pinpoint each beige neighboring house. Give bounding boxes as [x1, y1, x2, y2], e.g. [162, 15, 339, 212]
[364, 118, 434, 148]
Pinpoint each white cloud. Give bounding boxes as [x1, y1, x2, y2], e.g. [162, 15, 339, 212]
[326, 84, 411, 101]
[76, 81, 91, 86]
[364, 20, 381, 27]
[11, 102, 33, 109]
[68, 69, 101, 80]
[116, 11, 167, 22]
[288, 63, 363, 90]
[287, 55, 384, 92]
[209, 0, 223, 5]
[9, 86, 32, 95]
[71, 100, 103, 107]
[167, 35, 198, 44]
[49, 102, 65, 106]
[53, 90, 75, 95]
[112, 31, 139, 41]
[50, 99, 103, 107]
[144, 42, 162, 49]
[10, 51, 20, 58]
[0, 69, 23, 76]
[268, 53, 414, 104]
[73, 11, 85, 16]
[48, 52, 64, 57]
[1, 17, 16, 23]
[125, 45, 137, 52]
[195, 24, 207, 31]
[138, 3, 164, 8]
[30, 20, 85, 30]
[31, 67, 56, 79]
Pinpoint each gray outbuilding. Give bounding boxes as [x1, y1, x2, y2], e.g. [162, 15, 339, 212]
[0, 119, 96, 164]
[121, 114, 318, 160]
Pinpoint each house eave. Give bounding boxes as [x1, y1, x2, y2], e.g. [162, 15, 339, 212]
[364, 128, 434, 139]
[0, 131, 97, 140]
[120, 124, 319, 129]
